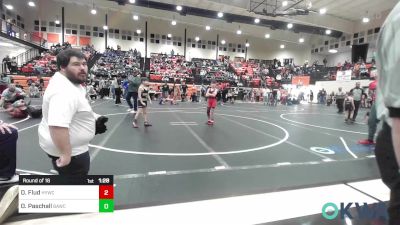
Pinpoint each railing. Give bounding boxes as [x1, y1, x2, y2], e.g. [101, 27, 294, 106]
[0, 18, 47, 48]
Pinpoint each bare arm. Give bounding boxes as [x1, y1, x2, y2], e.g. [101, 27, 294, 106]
[49, 126, 72, 167]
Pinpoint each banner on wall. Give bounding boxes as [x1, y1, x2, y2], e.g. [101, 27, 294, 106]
[336, 70, 352, 81]
[79, 37, 91, 46]
[47, 33, 60, 43]
[291, 76, 310, 86]
[65, 35, 77, 45]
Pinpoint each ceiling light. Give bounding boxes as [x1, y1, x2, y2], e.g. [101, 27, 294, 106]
[129, 0, 135, 3]
[287, 23, 293, 29]
[171, 20, 177, 25]
[28, 1, 35, 7]
[299, 38, 305, 43]
[319, 8, 327, 14]
[307, 1, 312, 9]
[282, 1, 288, 7]
[217, 12, 224, 18]
[362, 17, 370, 23]
[176, 5, 182, 11]
[236, 29, 242, 35]
[280, 44, 285, 49]
[103, 25, 108, 30]
[221, 40, 226, 45]
[325, 29, 332, 35]
[136, 29, 141, 34]
[205, 25, 211, 31]
[55, 19, 60, 25]
[195, 37, 200, 42]
[245, 43, 250, 47]
[5, 5, 13, 10]
[167, 33, 172, 38]
[265, 34, 270, 38]
[91, 9, 97, 15]
[133, 15, 139, 21]
[329, 49, 338, 53]
[254, 18, 260, 23]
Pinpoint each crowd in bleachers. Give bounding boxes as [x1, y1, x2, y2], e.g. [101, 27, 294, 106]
[149, 53, 193, 82]
[90, 48, 141, 78]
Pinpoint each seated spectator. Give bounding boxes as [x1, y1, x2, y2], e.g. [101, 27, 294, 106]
[29, 84, 40, 98]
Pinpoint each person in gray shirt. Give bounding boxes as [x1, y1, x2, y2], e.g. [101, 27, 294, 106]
[350, 82, 364, 121]
[126, 71, 142, 113]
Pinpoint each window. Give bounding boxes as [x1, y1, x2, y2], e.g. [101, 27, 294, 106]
[315, 49, 319, 53]
[99, 33, 104, 37]
[346, 41, 351, 46]
[374, 27, 380, 33]
[41, 27, 47, 31]
[324, 41, 328, 45]
[359, 38, 364, 44]
[192, 44, 196, 48]
[127, 36, 132, 41]
[178, 42, 181, 46]
[334, 43, 339, 48]
[72, 30, 77, 35]
[93, 27, 98, 32]
[140, 38, 144, 42]
[367, 29, 373, 35]
[150, 33, 155, 38]
[353, 33, 358, 38]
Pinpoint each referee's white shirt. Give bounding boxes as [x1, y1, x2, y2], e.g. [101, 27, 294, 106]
[39, 72, 96, 157]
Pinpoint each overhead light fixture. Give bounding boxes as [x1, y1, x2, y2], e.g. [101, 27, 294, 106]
[5, 4, 13, 10]
[287, 23, 293, 29]
[136, 29, 141, 34]
[307, 1, 312, 9]
[236, 26, 242, 35]
[55, 19, 60, 25]
[171, 20, 177, 25]
[167, 33, 172, 38]
[265, 34, 270, 38]
[319, 8, 327, 14]
[205, 25, 211, 31]
[362, 17, 370, 23]
[91, 9, 97, 15]
[217, 12, 224, 18]
[103, 25, 108, 30]
[329, 49, 338, 53]
[245, 43, 250, 47]
[195, 37, 200, 42]
[133, 15, 139, 21]
[221, 40, 226, 45]
[282, 1, 288, 7]
[129, 0, 135, 3]
[254, 18, 260, 23]
[326, 29, 332, 35]
[280, 44, 285, 49]
[299, 38, 305, 43]
[176, 5, 182, 11]
[28, 1, 36, 7]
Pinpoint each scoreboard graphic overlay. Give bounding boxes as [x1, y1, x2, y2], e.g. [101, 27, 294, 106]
[18, 175, 114, 213]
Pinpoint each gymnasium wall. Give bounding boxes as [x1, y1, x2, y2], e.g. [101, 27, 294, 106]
[8, 0, 311, 64]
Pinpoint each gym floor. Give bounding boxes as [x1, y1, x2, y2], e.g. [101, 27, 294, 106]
[1, 98, 384, 224]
